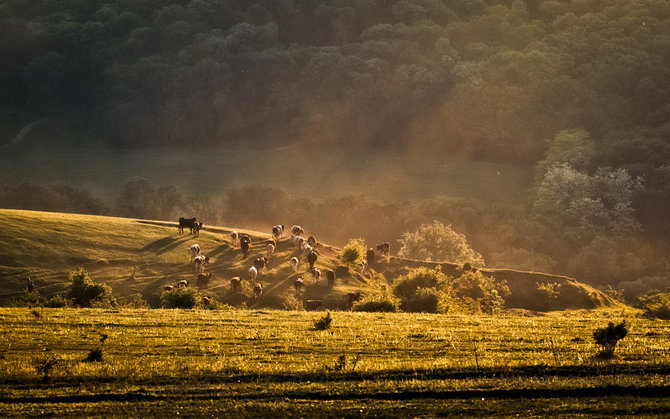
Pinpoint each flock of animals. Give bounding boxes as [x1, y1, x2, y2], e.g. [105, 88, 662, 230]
[163, 220, 392, 310]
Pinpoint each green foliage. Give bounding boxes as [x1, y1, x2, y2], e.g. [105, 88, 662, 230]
[593, 321, 628, 358]
[340, 239, 366, 266]
[452, 271, 509, 315]
[313, 311, 332, 330]
[635, 291, 670, 320]
[352, 294, 400, 313]
[66, 268, 116, 308]
[160, 287, 201, 309]
[397, 221, 484, 265]
[393, 267, 450, 313]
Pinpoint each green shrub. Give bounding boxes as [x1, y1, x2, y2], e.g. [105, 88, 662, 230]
[340, 239, 366, 265]
[452, 270, 509, 314]
[402, 287, 442, 313]
[313, 311, 333, 330]
[282, 293, 304, 311]
[635, 290, 670, 320]
[32, 351, 62, 383]
[85, 347, 104, 362]
[66, 268, 116, 308]
[593, 321, 627, 358]
[44, 295, 70, 308]
[393, 267, 448, 300]
[352, 294, 400, 312]
[161, 287, 201, 309]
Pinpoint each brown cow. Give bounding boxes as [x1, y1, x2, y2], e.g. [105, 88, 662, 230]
[197, 273, 212, 287]
[366, 248, 376, 266]
[346, 291, 361, 308]
[240, 235, 251, 258]
[178, 217, 196, 234]
[304, 299, 322, 311]
[230, 276, 241, 291]
[376, 242, 390, 257]
[326, 270, 335, 287]
[254, 257, 267, 273]
[307, 250, 318, 270]
[253, 282, 263, 300]
[294, 277, 304, 292]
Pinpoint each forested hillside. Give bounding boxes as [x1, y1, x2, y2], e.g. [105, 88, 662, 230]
[1, 0, 669, 298]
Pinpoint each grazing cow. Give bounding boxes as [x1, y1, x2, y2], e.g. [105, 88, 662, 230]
[191, 222, 203, 236]
[178, 280, 189, 288]
[190, 244, 201, 262]
[307, 250, 318, 269]
[293, 235, 305, 250]
[26, 277, 34, 292]
[254, 257, 267, 273]
[359, 260, 368, 275]
[266, 243, 275, 259]
[326, 270, 335, 287]
[178, 217, 196, 234]
[346, 292, 362, 308]
[307, 236, 317, 247]
[304, 299, 322, 311]
[294, 277, 304, 292]
[194, 255, 209, 273]
[311, 267, 321, 284]
[240, 235, 251, 258]
[366, 248, 376, 266]
[253, 282, 263, 300]
[272, 225, 285, 239]
[248, 266, 258, 283]
[290, 257, 299, 272]
[164, 285, 174, 291]
[267, 238, 277, 248]
[291, 225, 304, 236]
[231, 231, 239, 246]
[197, 273, 212, 287]
[376, 242, 391, 257]
[230, 276, 241, 291]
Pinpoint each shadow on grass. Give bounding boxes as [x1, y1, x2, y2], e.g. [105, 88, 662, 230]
[142, 235, 190, 254]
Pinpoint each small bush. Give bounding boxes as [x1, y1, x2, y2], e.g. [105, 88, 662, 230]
[161, 287, 201, 309]
[32, 351, 61, 383]
[314, 311, 333, 330]
[340, 239, 366, 266]
[402, 287, 442, 313]
[393, 267, 448, 301]
[635, 290, 670, 320]
[352, 294, 400, 312]
[85, 347, 103, 362]
[67, 268, 116, 308]
[282, 293, 304, 311]
[593, 321, 627, 358]
[452, 270, 509, 314]
[44, 295, 70, 308]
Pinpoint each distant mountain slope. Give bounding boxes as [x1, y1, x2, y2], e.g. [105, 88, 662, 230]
[0, 209, 617, 310]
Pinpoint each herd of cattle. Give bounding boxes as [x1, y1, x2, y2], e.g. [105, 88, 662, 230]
[164, 220, 390, 310]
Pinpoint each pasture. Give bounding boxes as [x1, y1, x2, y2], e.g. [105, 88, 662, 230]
[1, 307, 669, 416]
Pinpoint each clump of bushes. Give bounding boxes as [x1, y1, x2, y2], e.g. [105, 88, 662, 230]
[635, 290, 670, 320]
[593, 321, 628, 358]
[340, 239, 366, 265]
[67, 268, 116, 308]
[352, 293, 400, 312]
[161, 287, 201, 309]
[452, 270, 509, 314]
[15, 290, 70, 308]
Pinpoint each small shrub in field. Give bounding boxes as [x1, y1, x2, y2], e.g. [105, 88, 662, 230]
[352, 294, 400, 312]
[340, 239, 366, 266]
[85, 347, 103, 362]
[314, 311, 332, 330]
[402, 287, 442, 313]
[393, 267, 450, 313]
[282, 293, 304, 311]
[452, 270, 509, 314]
[32, 351, 61, 383]
[67, 268, 116, 308]
[593, 321, 627, 358]
[44, 295, 70, 308]
[161, 287, 201, 309]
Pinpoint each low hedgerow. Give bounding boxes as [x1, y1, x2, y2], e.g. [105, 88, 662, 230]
[161, 287, 201, 309]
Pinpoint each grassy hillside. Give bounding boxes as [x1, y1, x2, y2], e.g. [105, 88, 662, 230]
[1, 307, 668, 416]
[0, 209, 617, 310]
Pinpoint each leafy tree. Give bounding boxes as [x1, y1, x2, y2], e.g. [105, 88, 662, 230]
[66, 268, 116, 308]
[397, 220, 484, 265]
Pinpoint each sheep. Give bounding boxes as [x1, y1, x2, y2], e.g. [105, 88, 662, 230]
[178, 217, 196, 234]
[291, 225, 304, 236]
[294, 277, 304, 292]
[191, 222, 203, 236]
[231, 231, 239, 246]
[307, 235, 317, 247]
[254, 257, 267, 274]
[366, 248, 376, 266]
[230, 276, 241, 291]
[346, 291, 361, 308]
[290, 257, 299, 272]
[272, 225, 285, 239]
[178, 280, 189, 288]
[248, 266, 258, 283]
[240, 234, 251, 258]
[311, 267, 321, 284]
[307, 249, 318, 270]
[326, 270, 335, 287]
[253, 282, 263, 300]
[164, 285, 174, 291]
[197, 273, 212, 287]
[304, 299, 322, 311]
[266, 243, 275, 259]
[190, 244, 201, 262]
[194, 255, 210, 274]
[376, 242, 391, 257]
